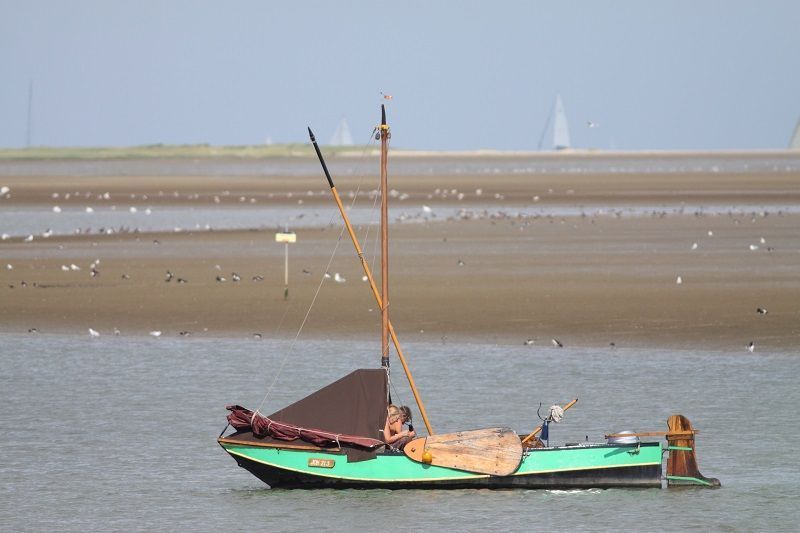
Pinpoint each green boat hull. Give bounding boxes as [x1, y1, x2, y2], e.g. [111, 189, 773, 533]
[219, 440, 663, 489]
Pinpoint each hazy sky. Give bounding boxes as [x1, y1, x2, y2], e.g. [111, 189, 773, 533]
[1, 1, 798, 151]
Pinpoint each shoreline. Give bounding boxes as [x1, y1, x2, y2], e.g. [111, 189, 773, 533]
[3, 214, 798, 352]
[2, 158, 799, 352]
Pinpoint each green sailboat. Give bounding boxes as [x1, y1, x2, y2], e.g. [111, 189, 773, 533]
[218, 106, 719, 489]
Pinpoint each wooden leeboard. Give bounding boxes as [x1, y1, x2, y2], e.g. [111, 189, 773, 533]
[404, 427, 523, 476]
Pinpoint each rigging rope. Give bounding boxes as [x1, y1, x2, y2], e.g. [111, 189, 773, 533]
[253, 127, 379, 416]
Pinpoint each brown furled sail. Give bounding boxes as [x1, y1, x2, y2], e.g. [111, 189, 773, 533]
[404, 427, 523, 476]
[222, 369, 389, 450]
[666, 414, 721, 487]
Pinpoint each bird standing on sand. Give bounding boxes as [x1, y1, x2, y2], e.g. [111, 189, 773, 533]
[756, 308, 768, 315]
[149, 331, 162, 337]
[747, 341, 755, 353]
[215, 275, 226, 283]
[231, 272, 241, 282]
[523, 339, 535, 346]
[552, 338, 563, 348]
[89, 328, 100, 337]
[165, 271, 174, 282]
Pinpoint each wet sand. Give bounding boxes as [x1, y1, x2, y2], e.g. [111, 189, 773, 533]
[1, 153, 799, 351]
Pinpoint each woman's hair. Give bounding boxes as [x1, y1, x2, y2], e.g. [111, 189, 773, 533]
[387, 404, 401, 422]
[399, 405, 412, 423]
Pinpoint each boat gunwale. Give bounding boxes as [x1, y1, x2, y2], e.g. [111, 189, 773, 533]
[220, 440, 663, 483]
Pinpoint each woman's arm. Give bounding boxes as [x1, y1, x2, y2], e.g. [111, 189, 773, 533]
[383, 419, 409, 444]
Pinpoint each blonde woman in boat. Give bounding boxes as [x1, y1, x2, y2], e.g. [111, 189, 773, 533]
[383, 404, 415, 450]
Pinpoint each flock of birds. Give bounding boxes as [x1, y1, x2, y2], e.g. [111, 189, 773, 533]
[2, 184, 787, 351]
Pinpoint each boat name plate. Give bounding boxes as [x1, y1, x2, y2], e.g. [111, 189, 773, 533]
[307, 458, 335, 468]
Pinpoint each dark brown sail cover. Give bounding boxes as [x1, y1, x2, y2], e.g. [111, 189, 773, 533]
[226, 368, 389, 450]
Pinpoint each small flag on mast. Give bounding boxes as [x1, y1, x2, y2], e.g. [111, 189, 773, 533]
[381, 91, 393, 100]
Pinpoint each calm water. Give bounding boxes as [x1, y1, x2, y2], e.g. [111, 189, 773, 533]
[2, 153, 800, 178]
[1, 334, 798, 531]
[4, 203, 800, 239]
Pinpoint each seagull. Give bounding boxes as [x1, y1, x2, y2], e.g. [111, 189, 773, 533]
[747, 341, 755, 353]
[165, 271, 174, 282]
[749, 244, 759, 251]
[253, 333, 263, 340]
[334, 272, 346, 283]
[215, 275, 226, 282]
[552, 338, 563, 348]
[28, 328, 39, 333]
[457, 259, 465, 266]
[24, 235, 34, 242]
[113, 327, 121, 336]
[91, 268, 99, 277]
[323, 272, 332, 279]
[121, 273, 130, 280]
[53, 206, 62, 213]
[362, 275, 368, 282]
[691, 242, 698, 250]
[60, 265, 70, 272]
[70, 264, 80, 271]
[5, 264, 12, 270]
[89, 328, 100, 337]
[586, 121, 599, 128]
[756, 308, 768, 315]
[177, 278, 188, 284]
[179, 331, 191, 336]
[523, 339, 535, 346]
[149, 331, 162, 337]
[676, 276, 683, 285]
[252, 275, 264, 282]
[302, 269, 312, 275]
[422, 205, 432, 214]
[231, 272, 241, 282]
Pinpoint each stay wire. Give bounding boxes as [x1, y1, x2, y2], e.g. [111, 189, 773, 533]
[254, 127, 379, 415]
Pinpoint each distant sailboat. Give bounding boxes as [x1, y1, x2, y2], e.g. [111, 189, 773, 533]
[789, 117, 800, 150]
[536, 94, 571, 151]
[330, 118, 354, 146]
[553, 94, 571, 151]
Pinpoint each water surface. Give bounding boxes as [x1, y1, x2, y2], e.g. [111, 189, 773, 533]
[1, 334, 798, 531]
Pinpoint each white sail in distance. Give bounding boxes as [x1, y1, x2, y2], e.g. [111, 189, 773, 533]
[553, 94, 570, 150]
[330, 118, 354, 146]
[790, 117, 800, 150]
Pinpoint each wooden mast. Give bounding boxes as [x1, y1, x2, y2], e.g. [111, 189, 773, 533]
[308, 121, 434, 435]
[379, 105, 390, 369]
